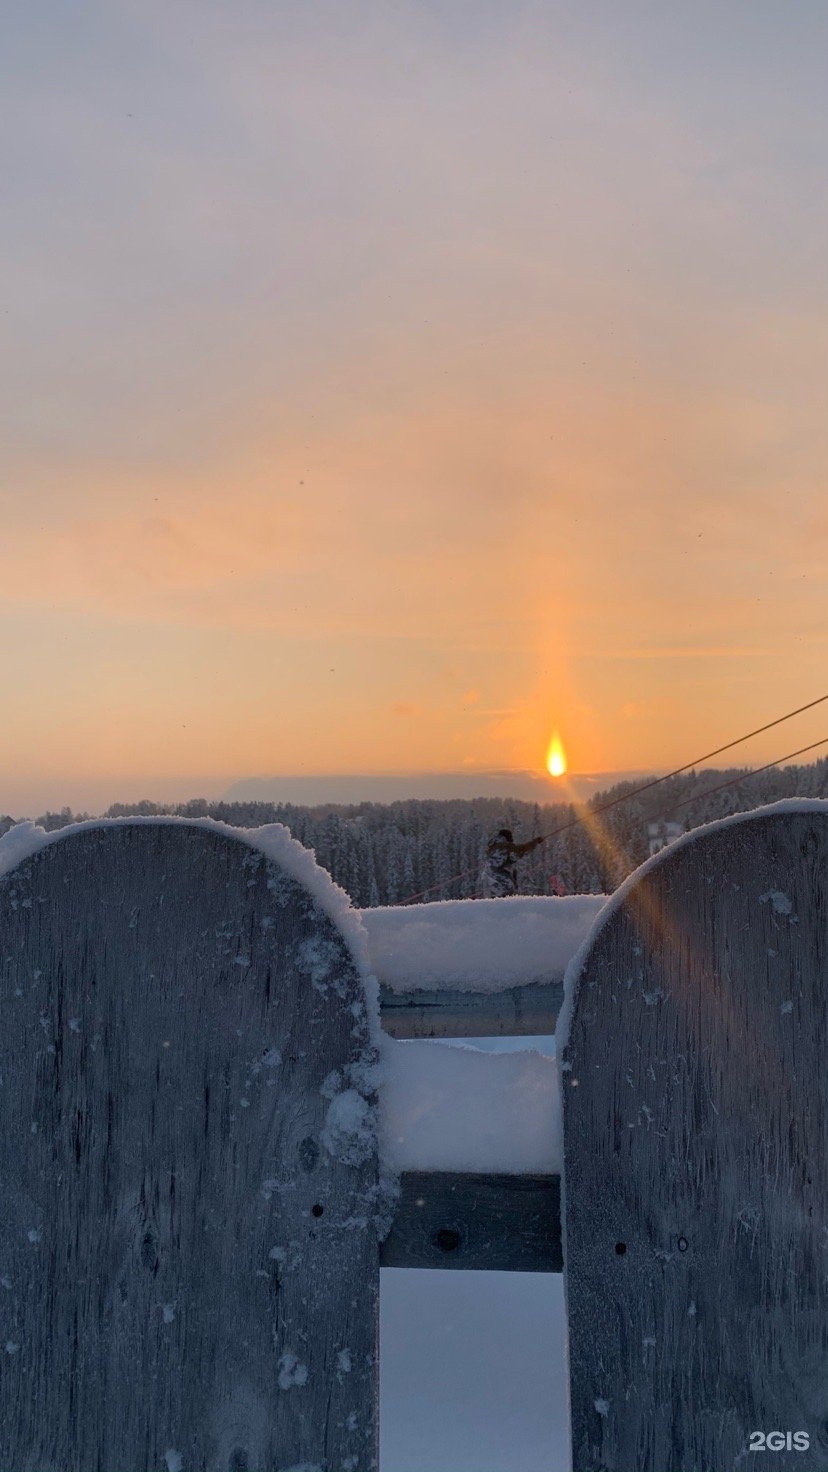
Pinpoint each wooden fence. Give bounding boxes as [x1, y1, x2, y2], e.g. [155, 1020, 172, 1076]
[0, 806, 825, 1470]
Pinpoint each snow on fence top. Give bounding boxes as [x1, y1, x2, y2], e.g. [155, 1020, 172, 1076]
[0, 815, 382, 1036]
[361, 894, 607, 994]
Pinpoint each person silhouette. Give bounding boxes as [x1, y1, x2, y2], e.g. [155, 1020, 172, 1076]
[484, 827, 543, 897]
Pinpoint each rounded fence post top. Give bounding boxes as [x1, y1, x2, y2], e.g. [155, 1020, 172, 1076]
[0, 813, 375, 988]
[556, 798, 828, 1055]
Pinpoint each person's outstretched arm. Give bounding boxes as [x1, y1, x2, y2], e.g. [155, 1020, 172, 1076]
[514, 836, 544, 856]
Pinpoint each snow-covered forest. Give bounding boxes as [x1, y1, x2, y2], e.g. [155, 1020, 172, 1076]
[11, 756, 828, 906]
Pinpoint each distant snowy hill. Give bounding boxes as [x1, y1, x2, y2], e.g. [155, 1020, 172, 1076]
[222, 769, 647, 805]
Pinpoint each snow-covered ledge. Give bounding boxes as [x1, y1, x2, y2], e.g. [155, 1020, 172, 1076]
[362, 894, 607, 1037]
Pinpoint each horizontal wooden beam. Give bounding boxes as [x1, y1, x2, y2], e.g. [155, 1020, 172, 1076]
[380, 1171, 562, 1273]
[378, 979, 563, 1038]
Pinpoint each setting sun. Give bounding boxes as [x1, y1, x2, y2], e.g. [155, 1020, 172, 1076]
[546, 732, 567, 778]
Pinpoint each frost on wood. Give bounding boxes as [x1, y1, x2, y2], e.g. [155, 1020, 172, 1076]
[0, 821, 381, 1472]
[321, 1088, 376, 1166]
[562, 804, 828, 1472]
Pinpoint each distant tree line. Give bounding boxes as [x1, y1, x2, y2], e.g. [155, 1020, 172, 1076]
[6, 755, 828, 905]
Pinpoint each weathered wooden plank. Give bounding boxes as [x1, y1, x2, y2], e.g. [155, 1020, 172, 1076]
[381, 1171, 562, 1272]
[562, 809, 828, 1472]
[0, 822, 380, 1472]
[378, 980, 563, 1038]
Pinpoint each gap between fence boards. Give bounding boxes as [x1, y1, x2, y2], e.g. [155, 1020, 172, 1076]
[379, 979, 563, 1038]
[381, 1171, 562, 1272]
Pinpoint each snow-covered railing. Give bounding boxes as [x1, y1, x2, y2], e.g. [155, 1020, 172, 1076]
[378, 1034, 563, 1273]
[1, 804, 827, 1470]
[365, 894, 604, 1037]
[365, 895, 598, 1272]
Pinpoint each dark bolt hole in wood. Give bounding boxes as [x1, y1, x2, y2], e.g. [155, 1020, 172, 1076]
[311, 1203, 324, 1218]
[436, 1228, 462, 1253]
[614, 1242, 627, 1256]
[678, 1236, 688, 1252]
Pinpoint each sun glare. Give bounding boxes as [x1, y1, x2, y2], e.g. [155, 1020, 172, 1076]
[546, 732, 567, 777]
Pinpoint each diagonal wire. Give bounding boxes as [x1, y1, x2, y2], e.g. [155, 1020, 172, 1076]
[540, 690, 828, 833]
[397, 693, 828, 904]
[661, 737, 828, 818]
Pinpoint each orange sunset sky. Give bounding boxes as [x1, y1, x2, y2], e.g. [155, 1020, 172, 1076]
[2, 1, 827, 813]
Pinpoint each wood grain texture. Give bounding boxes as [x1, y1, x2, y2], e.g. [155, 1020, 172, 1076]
[562, 810, 828, 1472]
[380, 1172, 562, 1272]
[378, 981, 562, 1038]
[0, 823, 379, 1472]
